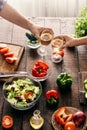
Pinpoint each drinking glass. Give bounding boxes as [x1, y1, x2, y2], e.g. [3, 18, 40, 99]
[37, 30, 53, 58]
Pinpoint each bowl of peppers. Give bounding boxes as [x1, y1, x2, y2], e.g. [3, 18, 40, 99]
[30, 60, 50, 81]
[56, 72, 73, 91]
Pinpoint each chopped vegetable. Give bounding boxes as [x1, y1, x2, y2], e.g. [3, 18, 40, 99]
[55, 107, 72, 125]
[0, 47, 10, 54]
[52, 50, 64, 57]
[2, 115, 13, 129]
[56, 72, 72, 90]
[84, 79, 87, 91]
[55, 107, 73, 126]
[46, 90, 59, 107]
[64, 121, 76, 130]
[26, 32, 39, 44]
[32, 60, 49, 77]
[4, 78, 40, 108]
[5, 56, 18, 64]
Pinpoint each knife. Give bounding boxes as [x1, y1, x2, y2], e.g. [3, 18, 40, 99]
[0, 71, 28, 78]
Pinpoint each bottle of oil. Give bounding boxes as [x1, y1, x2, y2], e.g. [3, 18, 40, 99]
[30, 110, 44, 130]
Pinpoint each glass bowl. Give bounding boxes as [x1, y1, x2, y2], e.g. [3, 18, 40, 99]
[2, 76, 42, 110]
[30, 70, 49, 82]
[27, 40, 41, 49]
[29, 61, 50, 82]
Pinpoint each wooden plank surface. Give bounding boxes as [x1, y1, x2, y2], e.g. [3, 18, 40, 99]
[0, 17, 87, 130]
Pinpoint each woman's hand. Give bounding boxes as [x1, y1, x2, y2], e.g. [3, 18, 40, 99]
[57, 35, 78, 49]
[30, 24, 54, 42]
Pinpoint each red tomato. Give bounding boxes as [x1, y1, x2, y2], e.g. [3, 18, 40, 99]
[58, 50, 64, 57]
[4, 52, 14, 57]
[5, 56, 18, 63]
[0, 47, 10, 54]
[0, 43, 7, 49]
[24, 92, 34, 99]
[52, 50, 64, 57]
[2, 115, 13, 129]
[64, 122, 76, 130]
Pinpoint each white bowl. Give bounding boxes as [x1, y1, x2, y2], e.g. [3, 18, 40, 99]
[27, 40, 41, 49]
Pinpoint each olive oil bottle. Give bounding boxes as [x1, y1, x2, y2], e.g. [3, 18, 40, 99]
[30, 110, 44, 130]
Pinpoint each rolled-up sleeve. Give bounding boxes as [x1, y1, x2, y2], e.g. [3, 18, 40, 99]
[0, 0, 6, 11]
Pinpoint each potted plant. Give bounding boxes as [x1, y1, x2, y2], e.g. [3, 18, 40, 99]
[75, 7, 87, 38]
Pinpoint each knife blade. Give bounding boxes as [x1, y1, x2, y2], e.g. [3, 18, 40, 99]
[0, 71, 28, 78]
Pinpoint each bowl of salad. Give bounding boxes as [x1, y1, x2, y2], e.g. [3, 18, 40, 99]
[2, 76, 42, 110]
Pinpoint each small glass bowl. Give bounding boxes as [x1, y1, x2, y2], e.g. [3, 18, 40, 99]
[2, 76, 42, 110]
[27, 40, 41, 49]
[30, 71, 49, 82]
[51, 53, 63, 63]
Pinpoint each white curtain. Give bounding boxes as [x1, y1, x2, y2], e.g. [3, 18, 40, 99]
[7, 0, 87, 17]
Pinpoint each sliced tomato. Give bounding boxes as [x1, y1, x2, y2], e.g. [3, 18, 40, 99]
[36, 60, 49, 70]
[64, 122, 76, 130]
[0, 43, 7, 49]
[4, 52, 14, 57]
[0, 47, 10, 54]
[5, 56, 18, 63]
[2, 115, 13, 129]
[24, 92, 34, 99]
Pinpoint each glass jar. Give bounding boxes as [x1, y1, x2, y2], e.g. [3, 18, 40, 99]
[30, 110, 44, 130]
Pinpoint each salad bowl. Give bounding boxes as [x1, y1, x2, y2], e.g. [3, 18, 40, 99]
[2, 76, 42, 110]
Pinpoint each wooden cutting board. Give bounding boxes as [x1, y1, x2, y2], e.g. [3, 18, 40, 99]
[0, 42, 24, 73]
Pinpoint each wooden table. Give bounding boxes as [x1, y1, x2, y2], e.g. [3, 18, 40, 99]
[0, 17, 87, 130]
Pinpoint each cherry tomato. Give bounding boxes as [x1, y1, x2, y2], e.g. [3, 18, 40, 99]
[0, 47, 10, 54]
[64, 121, 76, 130]
[5, 57, 18, 63]
[24, 92, 34, 99]
[2, 115, 13, 129]
[52, 50, 64, 57]
[4, 52, 14, 57]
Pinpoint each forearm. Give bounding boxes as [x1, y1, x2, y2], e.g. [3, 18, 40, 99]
[75, 36, 87, 46]
[0, 2, 34, 31]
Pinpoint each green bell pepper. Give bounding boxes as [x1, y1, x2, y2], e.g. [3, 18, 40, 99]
[56, 72, 72, 90]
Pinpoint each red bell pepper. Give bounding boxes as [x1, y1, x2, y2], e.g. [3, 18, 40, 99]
[32, 60, 49, 77]
[36, 60, 49, 70]
[55, 107, 73, 126]
[46, 90, 59, 106]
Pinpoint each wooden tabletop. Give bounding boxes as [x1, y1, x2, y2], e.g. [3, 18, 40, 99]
[0, 17, 87, 130]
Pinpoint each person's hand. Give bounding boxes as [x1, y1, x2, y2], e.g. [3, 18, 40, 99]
[30, 24, 54, 42]
[57, 35, 78, 49]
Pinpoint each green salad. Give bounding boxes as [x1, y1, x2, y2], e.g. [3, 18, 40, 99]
[4, 78, 41, 108]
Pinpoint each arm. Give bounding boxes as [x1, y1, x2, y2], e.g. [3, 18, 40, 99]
[0, 2, 35, 32]
[0, 1, 53, 41]
[58, 35, 87, 49]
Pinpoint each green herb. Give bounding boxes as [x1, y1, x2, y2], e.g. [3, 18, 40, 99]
[75, 6, 87, 37]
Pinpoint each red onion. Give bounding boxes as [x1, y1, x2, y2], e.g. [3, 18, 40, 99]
[73, 111, 86, 127]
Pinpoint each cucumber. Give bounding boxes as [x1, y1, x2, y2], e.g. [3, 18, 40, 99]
[84, 92, 87, 99]
[84, 79, 87, 91]
[25, 32, 37, 41]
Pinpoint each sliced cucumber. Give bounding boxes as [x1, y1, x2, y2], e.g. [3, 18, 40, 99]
[84, 92, 87, 99]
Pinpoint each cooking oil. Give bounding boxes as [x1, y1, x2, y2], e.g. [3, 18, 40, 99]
[30, 110, 44, 130]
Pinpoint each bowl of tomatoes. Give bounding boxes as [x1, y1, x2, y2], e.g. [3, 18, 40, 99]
[29, 60, 50, 82]
[2, 75, 42, 110]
